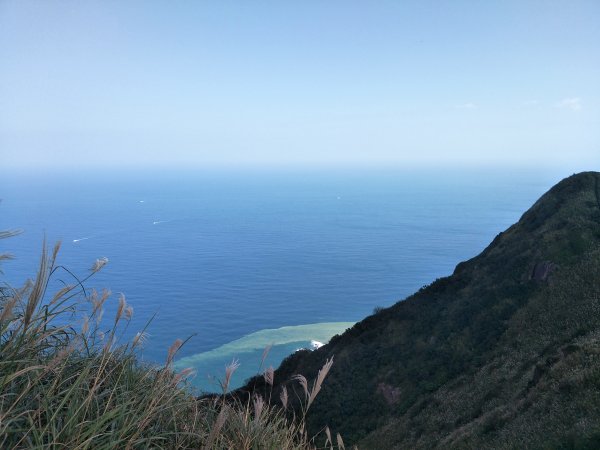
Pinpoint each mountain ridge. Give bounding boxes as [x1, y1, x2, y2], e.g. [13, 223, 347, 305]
[241, 171, 600, 448]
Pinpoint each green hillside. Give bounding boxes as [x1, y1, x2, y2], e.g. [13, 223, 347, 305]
[241, 171, 600, 448]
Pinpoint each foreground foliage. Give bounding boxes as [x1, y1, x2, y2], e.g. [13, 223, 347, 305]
[0, 236, 343, 449]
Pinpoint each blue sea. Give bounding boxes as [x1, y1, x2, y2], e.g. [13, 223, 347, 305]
[0, 168, 564, 391]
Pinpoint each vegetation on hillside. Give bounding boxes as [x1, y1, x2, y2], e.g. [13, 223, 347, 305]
[242, 171, 600, 449]
[0, 234, 344, 449]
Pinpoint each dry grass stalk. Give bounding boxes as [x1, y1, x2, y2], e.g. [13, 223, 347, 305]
[44, 345, 75, 373]
[325, 426, 332, 447]
[166, 338, 184, 366]
[264, 365, 274, 386]
[0, 229, 22, 240]
[260, 343, 273, 369]
[0, 252, 14, 263]
[50, 241, 61, 263]
[23, 241, 48, 328]
[280, 385, 289, 410]
[173, 367, 195, 385]
[132, 331, 149, 348]
[336, 432, 345, 450]
[308, 357, 334, 409]
[0, 296, 17, 323]
[89, 288, 111, 316]
[204, 405, 229, 450]
[125, 305, 134, 320]
[253, 394, 265, 422]
[293, 374, 309, 399]
[114, 293, 127, 325]
[81, 315, 90, 335]
[96, 308, 105, 326]
[102, 335, 116, 353]
[50, 284, 74, 305]
[89, 256, 109, 272]
[222, 359, 240, 394]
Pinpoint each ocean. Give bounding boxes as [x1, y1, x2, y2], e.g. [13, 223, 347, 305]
[0, 167, 563, 392]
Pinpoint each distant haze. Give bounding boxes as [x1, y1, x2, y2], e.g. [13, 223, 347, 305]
[1, 1, 599, 171]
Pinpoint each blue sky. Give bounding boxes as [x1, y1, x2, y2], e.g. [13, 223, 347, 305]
[1, 1, 598, 170]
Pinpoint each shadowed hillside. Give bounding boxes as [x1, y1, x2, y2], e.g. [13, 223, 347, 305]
[242, 171, 600, 449]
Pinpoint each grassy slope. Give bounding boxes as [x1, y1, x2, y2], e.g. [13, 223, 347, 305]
[242, 171, 600, 448]
[0, 241, 335, 449]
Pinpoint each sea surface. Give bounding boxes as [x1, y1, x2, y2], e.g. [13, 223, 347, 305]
[0, 168, 565, 391]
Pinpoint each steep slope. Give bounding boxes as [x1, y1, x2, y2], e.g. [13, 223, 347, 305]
[242, 171, 600, 449]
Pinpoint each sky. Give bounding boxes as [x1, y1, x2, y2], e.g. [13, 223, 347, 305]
[1, 0, 599, 171]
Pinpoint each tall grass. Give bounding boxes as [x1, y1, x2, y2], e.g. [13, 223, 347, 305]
[0, 236, 345, 449]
